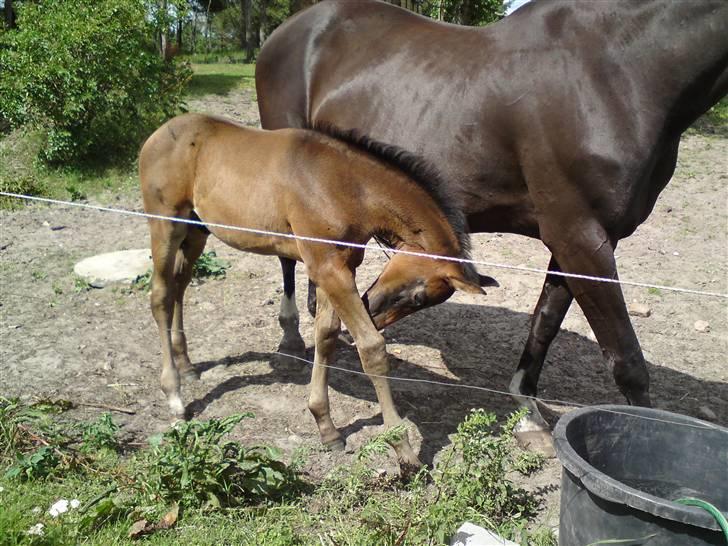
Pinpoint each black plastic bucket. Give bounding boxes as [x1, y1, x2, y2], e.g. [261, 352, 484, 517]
[553, 405, 728, 546]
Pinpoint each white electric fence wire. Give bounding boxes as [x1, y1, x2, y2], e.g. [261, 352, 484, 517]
[2, 192, 727, 299]
[273, 352, 724, 432]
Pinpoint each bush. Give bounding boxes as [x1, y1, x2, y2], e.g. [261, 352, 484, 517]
[0, 0, 191, 164]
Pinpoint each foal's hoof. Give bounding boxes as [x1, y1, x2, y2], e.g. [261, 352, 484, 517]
[514, 430, 556, 459]
[398, 460, 425, 481]
[323, 437, 346, 452]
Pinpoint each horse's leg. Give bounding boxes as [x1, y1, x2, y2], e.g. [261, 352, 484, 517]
[307, 279, 317, 317]
[509, 256, 572, 456]
[316, 268, 421, 470]
[308, 286, 344, 449]
[170, 228, 209, 381]
[149, 216, 188, 419]
[544, 221, 651, 408]
[275, 257, 306, 367]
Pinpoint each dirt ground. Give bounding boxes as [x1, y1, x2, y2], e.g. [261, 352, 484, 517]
[1, 87, 726, 533]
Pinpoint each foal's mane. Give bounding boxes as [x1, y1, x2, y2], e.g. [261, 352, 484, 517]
[305, 122, 472, 261]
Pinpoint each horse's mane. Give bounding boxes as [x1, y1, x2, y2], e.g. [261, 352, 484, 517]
[304, 122, 474, 267]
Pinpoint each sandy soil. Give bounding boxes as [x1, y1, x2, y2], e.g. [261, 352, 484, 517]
[1, 88, 726, 532]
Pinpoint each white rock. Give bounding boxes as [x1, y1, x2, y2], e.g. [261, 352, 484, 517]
[450, 522, 519, 546]
[74, 249, 152, 284]
[628, 303, 651, 318]
[694, 320, 710, 333]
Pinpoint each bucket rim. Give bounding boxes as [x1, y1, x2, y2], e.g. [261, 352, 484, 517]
[553, 404, 728, 532]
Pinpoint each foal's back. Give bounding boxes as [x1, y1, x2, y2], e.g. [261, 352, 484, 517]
[139, 113, 424, 259]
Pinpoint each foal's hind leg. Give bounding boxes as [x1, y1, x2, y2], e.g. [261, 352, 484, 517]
[275, 257, 306, 369]
[308, 287, 344, 450]
[149, 217, 189, 419]
[170, 228, 209, 381]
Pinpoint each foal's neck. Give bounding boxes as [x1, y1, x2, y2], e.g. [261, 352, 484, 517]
[364, 167, 462, 258]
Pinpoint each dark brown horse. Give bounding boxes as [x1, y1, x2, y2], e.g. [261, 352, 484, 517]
[256, 0, 728, 452]
[139, 113, 493, 468]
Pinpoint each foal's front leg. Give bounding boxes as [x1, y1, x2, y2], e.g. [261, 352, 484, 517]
[316, 269, 421, 470]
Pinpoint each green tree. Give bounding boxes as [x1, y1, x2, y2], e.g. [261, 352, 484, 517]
[0, 0, 191, 163]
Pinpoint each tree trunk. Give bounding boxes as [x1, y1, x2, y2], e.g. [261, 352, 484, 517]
[5, 0, 15, 29]
[290, 0, 315, 14]
[243, 0, 253, 61]
[177, 19, 183, 51]
[461, 0, 476, 25]
[259, 0, 269, 45]
[159, 0, 168, 59]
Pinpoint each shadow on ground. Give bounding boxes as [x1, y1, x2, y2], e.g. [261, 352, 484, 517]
[188, 302, 727, 465]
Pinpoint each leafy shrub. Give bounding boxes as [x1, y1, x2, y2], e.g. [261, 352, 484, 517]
[0, 127, 47, 209]
[142, 414, 301, 508]
[0, 0, 191, 164]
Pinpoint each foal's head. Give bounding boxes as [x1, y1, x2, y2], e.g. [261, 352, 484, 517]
[363, 253, 498, 330]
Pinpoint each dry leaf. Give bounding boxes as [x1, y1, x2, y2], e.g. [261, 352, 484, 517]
[157, 504, 179, 530]
[128, 519, 150, 539]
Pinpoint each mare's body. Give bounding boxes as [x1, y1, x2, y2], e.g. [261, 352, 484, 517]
[255, 0, 728, 449]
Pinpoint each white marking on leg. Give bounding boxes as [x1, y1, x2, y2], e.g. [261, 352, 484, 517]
[168, 394, 185, 417]
[279, 293, 298, 322]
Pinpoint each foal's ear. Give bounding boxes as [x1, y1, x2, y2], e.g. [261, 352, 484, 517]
[478, 274, 499, 288]
[448, 275, 487, 295]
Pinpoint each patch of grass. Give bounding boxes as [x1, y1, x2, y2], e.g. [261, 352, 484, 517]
[689, 96, 728, 137]
[647, 287, 662, 297]
[1, 400, 554, 545]
[181, 50, 253, 65]
[185, 63, 256, 98]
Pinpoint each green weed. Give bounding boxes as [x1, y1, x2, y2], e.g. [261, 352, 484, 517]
[192, 250, 230, 280]
[141, 414, 301, 509]
[79, 413, 119, 453]
[74, 276, 92, 293]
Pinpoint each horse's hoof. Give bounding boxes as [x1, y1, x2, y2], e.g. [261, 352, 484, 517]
[181, 368, 200, 382]
[514, 430, 556, 459]
[398, 460, 424, 481]
[323, 437, 346, 452]
[274, 340, 308, 372]
[337, 331, 355, 346]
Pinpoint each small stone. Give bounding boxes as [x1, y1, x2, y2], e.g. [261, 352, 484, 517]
[450, 522, 519, 546]
[628, 303, 651, 318]
[698, 406, 717, 421]
[694, 320, 710, 333]
[673, 251, 680, 256]
[89, 280, 105, 289]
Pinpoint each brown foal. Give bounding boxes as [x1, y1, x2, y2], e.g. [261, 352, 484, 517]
[139, 113, 492, 468]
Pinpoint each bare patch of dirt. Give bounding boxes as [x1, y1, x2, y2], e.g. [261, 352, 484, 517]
[1, 88, 726, 530]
